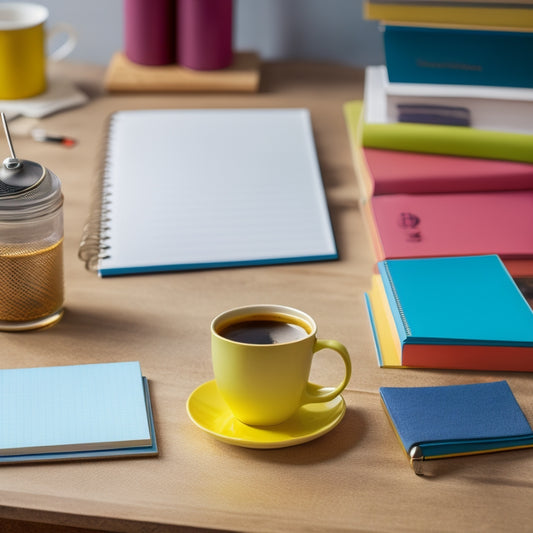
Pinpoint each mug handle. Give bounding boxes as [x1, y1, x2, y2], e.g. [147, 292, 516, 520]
[301, 339, 352, 404]
[47, 23, 77, 62]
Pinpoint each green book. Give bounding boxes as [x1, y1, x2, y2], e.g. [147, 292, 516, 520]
[350, 66, 533, 163]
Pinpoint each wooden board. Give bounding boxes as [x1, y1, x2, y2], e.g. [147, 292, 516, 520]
[104, 51, 261, 93]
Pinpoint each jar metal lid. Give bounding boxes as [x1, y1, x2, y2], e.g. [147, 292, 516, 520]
[0, 113, 62, 217]
[0, 159, 46, 198]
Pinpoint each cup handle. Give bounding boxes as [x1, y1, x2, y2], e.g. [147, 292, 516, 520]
[301, 339, 352, 404]
[47, 23, 77, 62]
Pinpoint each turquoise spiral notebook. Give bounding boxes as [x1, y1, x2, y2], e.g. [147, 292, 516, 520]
[376, 255, 533, 371]
[380, 381, 533, 474]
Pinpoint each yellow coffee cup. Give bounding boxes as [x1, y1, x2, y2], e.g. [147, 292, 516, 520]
[0, 3, 76, 99]
[211, 304, 352, 426]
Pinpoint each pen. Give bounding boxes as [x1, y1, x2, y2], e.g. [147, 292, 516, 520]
[31, 128, 77, 148]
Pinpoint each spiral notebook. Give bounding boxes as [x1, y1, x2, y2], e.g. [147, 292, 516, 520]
[79, 108, 337, 277]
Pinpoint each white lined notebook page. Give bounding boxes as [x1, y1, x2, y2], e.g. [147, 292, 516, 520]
[99, 108, 337, 276]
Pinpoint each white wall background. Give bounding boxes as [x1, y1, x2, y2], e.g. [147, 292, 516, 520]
[38, 0, 384, 67]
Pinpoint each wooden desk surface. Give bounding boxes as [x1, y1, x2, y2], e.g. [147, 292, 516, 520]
[0, 61, 532, 533]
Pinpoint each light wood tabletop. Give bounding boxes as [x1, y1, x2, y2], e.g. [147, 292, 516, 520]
[0, 60, 532, 533]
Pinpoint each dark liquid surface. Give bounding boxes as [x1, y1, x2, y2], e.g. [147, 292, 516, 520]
[219, 319, 309, 345]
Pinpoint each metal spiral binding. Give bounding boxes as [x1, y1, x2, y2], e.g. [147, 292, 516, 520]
[382, 261, 411, 337]
[78, 114, 116, 271]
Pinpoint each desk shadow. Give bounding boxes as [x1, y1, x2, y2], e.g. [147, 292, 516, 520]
[413, 448, 533, 484]
[228, 407, 366, 465]
[258, 62, 364, 95]
[42, 306, 153, 343]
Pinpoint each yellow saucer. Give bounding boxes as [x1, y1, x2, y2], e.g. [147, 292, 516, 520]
[186, 380, 346, 449]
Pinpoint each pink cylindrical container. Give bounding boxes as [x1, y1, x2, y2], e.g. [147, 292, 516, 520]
[124, 0, 175, 65]
[177, 0, 233, 70]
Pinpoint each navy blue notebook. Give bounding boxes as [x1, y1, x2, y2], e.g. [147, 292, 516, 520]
[380, 381, 533, 474]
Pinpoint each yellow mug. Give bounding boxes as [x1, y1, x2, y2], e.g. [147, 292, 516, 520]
[211, 304, 352, 426]
[0, 3, 76, 99]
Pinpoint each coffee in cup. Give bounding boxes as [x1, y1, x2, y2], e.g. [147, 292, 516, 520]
[216, 313, 311, 345]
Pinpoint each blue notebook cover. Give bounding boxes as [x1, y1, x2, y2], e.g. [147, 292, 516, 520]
[380, 381, 533, 472]
[384, 25, 533, 88]
[0, 361, 158, 463]
[377, 255, 533, 347]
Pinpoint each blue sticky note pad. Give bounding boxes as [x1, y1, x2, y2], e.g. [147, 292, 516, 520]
[0, 361, 156, 460]
[380, 381, 533, 460]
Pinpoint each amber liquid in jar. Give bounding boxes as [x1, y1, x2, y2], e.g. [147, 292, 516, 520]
[0, 238, 63, 327]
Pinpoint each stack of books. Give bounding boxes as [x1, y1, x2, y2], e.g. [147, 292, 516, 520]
[345, 3, 533, 277]
[344, 2, 533, 371]
[345, 98, 533, 278]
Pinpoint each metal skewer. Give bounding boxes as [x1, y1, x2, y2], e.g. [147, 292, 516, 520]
[1, 112, 22, 170]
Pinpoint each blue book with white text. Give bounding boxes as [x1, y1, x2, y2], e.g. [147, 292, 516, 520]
[384, 25, 533, 88]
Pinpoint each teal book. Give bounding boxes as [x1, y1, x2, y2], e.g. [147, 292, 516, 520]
[380, 381, 533, 474]
[377, 255, 533, 371]
[0, 361, 158, 463]
[384, 25, 533, 88]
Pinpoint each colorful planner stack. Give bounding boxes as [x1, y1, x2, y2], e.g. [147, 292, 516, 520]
[343, 3, 533, 368]
[348, 5, 533, 471]
[344, 100, 533, 278]
[347, 3, 533, 277]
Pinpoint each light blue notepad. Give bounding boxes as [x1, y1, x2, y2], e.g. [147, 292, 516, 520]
[0, 361, 157, 463]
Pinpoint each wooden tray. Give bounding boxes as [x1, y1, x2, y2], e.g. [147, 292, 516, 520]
[104, 51, 261, 93]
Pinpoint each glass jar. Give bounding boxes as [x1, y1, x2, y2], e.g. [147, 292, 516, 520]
[0, 158, 64, 330]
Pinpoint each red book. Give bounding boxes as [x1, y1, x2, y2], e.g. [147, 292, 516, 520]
[363, 190, 533, 277]
[362, 147, 533, 196]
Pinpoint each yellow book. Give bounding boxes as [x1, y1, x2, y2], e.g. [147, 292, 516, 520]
[364, 2, 533, 29]
[343, 100, 374, 202]
[365, 274, 403, 368]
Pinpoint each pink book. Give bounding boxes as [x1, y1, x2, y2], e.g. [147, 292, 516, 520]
[363, 147, 533, 195]
[370, 190, 533, 261]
